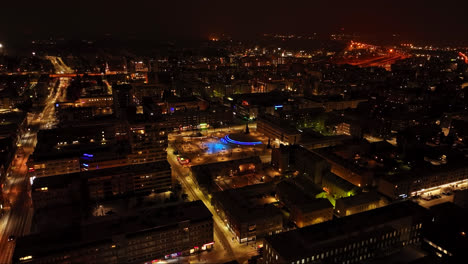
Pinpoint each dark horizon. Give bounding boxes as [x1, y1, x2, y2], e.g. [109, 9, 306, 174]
[2, 0, 468, 45]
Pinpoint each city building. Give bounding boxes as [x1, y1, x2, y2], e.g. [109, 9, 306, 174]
[31, 160, 172, 209]
[313, 145, 376, 188]
[321, 172, 360, 200]
[257, 115, 301, 145]
[163, 105, 233, 130]
[130, 83, 165, 102]
[276, 180, 333, 228]
[0, 137, 16, 183]
[13, 201, 213, 264]
[453, 189, 468, 209]
[212, 183, 283, 243]
[421, 202, 468, 261]
[57, 95, 113, 109]
[378, 162, 468, 200]
[27, 120, 170, 178]
[127, 122, 169, 164]
[263, 201, 427, 264]
[31, 172, 81, 211]
[228, 91, 292, 120]
[300, 134, 351, 150]
[334, 191, 388, 217]
[191, 156, 262, 191]
[85, 161, 172, 200]
[306, 97, 367, 112]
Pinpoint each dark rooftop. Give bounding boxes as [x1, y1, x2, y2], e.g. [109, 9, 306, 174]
[14, 201, 211, 260]
[265, 201, 427, 261]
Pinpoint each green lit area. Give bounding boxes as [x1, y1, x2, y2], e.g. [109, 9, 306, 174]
[213, 90, 224, 98]
[315, 192, 337, 207]
[297, 114, 334, 136]
[316, 189, 356, 208]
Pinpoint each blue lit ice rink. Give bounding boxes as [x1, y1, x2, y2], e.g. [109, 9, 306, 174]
[204, 141, 227, 154]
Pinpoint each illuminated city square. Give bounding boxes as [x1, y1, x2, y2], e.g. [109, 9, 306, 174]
[1, 1, 468, 264]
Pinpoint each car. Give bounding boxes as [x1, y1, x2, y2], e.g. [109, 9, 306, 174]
[177, 156, 190, 165]
[8, 235, 16, 242]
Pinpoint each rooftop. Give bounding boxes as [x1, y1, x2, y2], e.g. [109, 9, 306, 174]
[336, 192, 384, 208]
[14, 201, 211, 260]
[265, 201, 427, 261]
[32, 161, 171, 190]
[212, 183, 282, 222]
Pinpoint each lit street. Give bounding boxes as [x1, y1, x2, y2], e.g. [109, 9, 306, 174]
[1, 5, 467, 262]
[0, 72, 69, 263]
[167, 143, 260, 264]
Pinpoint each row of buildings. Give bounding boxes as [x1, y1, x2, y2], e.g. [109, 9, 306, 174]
[13, 201, 214, 264]
[13, 81, 222, 263]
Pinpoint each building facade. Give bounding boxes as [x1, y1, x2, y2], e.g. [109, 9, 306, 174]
[14, 201, 213, 264]
[257, 115, 301, 145]
[263, 201, 427, 264]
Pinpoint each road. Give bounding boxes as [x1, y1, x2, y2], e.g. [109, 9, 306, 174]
[46, 56, 74, 74]
[0, 75, 69, 264]
[336, 54, 407, 68]
[167, 144, 260, 264]
[0, 134, 35, 264]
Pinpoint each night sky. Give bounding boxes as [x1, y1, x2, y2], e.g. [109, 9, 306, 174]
[2, 0, 467, 43]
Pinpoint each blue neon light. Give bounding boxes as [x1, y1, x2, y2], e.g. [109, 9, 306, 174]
[222, 135, 262, 146]
[83, 163, 89, 167]
[83, 153, 94, 158]
[274, 105, 283, 110]
[205, 142, 226, 154]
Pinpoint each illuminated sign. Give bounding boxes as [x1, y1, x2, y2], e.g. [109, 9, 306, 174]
[82, 153, 94, 158]
[274, 105, 283, 110]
